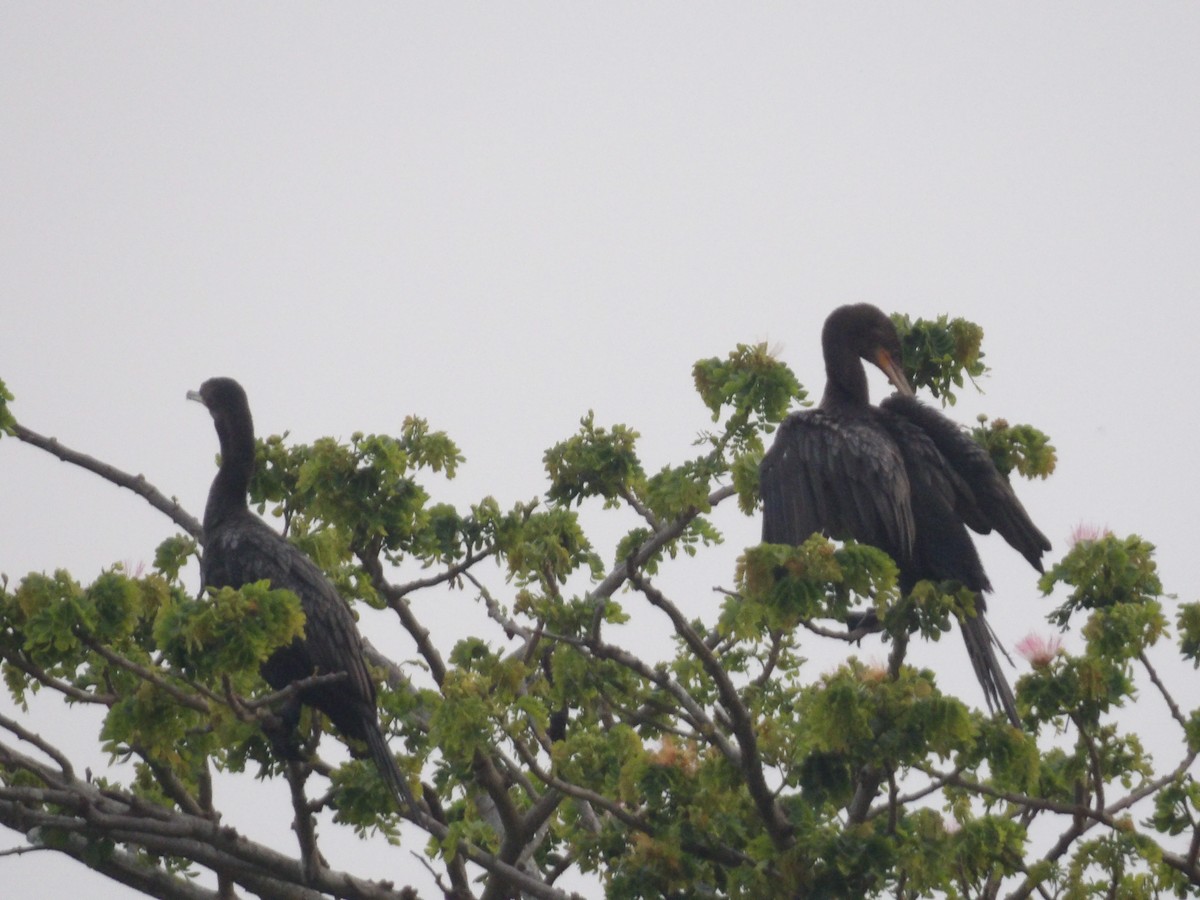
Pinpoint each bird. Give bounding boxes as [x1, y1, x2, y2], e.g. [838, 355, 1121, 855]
[759, 304, 1050, 726]
[189, 377, 416, 815]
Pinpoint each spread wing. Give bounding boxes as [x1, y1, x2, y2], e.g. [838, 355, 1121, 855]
[760, 409, 915, 565]
[881, 394, 1051, 571]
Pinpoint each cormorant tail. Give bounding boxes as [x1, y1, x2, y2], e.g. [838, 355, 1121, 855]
[364, 722, 418, 817]
[960, 612, 1020, 728]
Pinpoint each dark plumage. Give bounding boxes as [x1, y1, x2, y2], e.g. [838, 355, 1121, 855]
[189, 377, 415, 814]
[760, 304, 1050, 726]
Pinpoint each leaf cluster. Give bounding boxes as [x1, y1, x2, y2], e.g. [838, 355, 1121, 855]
[972, 415, 1057, 479]
[891, 313, 986, 405]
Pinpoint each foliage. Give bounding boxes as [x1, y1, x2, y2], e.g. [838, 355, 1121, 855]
[974, 415, 1058, 480]
[891, 312, 986, 405]
[0, 378, 14, 437]
[0, 314, 1197, 899]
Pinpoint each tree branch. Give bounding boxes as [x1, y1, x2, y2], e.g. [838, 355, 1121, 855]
[0, 713, 76, 779]
[0, 744, 415, 900]
[80, 636, 213, 713]
[358, 549, 447, 686]
[585, 484, 737, 634]
[629, 570, 793, 849]
[1138, 650, 1189, 731]
[389, 545, 499, 597]
[11, 422, 202, 540]
[0, 648, 117, 706]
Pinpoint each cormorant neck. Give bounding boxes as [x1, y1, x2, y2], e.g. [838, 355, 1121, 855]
[820, 330, 870, 409]
[204, 409, 254, 530]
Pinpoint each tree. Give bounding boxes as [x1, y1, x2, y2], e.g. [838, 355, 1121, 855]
[0, 316, 1197, 899]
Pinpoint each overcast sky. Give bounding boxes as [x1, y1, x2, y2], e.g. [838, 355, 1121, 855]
[3, 5, 1199, 897]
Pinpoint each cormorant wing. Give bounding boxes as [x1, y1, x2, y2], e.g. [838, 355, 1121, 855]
[880, 394, 1051, 571]
[202, 514, 377, 712]
[760, 409, 916, 564]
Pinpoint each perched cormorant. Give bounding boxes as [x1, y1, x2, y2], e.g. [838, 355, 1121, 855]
[189, 377, 416, 814]
[760, 304, 1051, 726]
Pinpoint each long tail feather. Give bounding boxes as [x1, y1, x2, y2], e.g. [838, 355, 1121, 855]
[960, 613, 1020, 728]
[364, 722, 418, 816]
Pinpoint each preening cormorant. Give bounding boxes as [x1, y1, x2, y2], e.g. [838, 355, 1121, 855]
[759, 304, 1051, 726]
[189, 377, 416, 815]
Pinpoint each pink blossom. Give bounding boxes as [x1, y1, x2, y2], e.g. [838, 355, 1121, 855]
[1015, 633, 1063, 668]
[1068, 523, 1110, 548]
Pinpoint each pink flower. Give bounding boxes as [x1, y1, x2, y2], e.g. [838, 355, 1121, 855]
[1015, 633, 1063, 668]
[1068, 523, 1110, 548]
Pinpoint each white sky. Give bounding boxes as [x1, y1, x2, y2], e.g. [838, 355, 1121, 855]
[2, 5, 1199, 898]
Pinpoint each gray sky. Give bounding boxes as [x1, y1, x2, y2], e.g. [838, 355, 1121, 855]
[2, 5, 1199, 897]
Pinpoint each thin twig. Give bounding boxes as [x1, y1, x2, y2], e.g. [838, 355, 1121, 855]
[616, 486, 665, 532]
[586, 484, 737, 637]
[1139, 650, 1189, 731]
[390, 545, 500, 597]
[544, 627, 729, 756]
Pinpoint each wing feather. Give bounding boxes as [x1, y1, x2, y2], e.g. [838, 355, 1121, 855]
[202, 514, 377, 728]
[881, 395, 1051, 571]
[761, 409, 915, 565]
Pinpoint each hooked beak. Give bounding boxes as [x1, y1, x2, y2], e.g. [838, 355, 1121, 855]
[186, 389, 205, 406]
[874, 348, 915, 397]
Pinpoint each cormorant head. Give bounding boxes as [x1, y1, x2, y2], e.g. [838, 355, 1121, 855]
[823, 304, 914, 397]
[188, 377, 251, 416]
[188, 377, 255, 453]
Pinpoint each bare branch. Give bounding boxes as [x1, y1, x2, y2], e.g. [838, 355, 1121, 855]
[0, 728, 421, 899]
[358, 549, 448, 686]
[510, 734, 759, 873]
[11, 422, 202, 539]
[586, 484, 737, 623]
[25, 829, 222, 900]
[544, 627, 729, 754]
[389, 545, 499, 597]
[616, 485, 665, 532]
[1139, 650, 1189, 731]
[0, 712, 75, 778]
[132, 746, 204, 817]
[283, 761, 325, 884]
[509, 735, 649, 833]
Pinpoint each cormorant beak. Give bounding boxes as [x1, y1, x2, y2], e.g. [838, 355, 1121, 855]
[186, 389, 206, 406]
[875, 348, 915, 397]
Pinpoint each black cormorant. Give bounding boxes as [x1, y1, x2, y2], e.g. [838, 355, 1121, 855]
[759, 304, 1051, 726]
[189, 377, 416, 814]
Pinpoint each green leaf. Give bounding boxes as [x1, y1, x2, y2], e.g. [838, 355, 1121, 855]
[0, 377, 15, 436]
